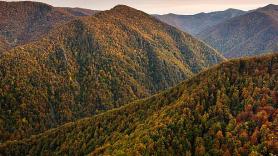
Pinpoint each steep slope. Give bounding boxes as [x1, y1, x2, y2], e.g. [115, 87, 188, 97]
[0, 1, 98, 52]
[1, 53, 276, 156]
[0, 5, 224, 142]
[155, 9, 245, 35]
[198, 4, 278, 58]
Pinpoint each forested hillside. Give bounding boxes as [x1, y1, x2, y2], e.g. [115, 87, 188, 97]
[198, 4, 278, 58]
[0, 5, 224, 142]
[1, 53, 276, 156]
[0, 1, 98, 52]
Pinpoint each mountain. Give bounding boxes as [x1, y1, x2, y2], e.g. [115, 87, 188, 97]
[0, 5, 224, 142]
[0, 1, 98, 52]
[154, 9, 245, 35]
[1, 53, 276, 155]
[57, 7, 100, 16]
[198, 4, 278, 58]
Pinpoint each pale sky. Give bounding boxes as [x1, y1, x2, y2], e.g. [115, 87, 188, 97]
[4, 0, 278, 14]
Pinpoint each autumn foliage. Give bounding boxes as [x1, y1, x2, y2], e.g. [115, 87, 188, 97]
[0, 4, 224, 143]
[0, 53, 276, 155]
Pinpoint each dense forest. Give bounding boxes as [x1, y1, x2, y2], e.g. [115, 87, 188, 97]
[0, 4, 224, 142]
[1, 53, 276, 156]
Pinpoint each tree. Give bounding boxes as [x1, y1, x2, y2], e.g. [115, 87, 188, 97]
[195, 137, 205, 156]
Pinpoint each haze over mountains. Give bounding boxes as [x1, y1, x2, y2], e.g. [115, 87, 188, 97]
[198, 4, 278, 58]
[0, 1, 277, 155]
[0, 3, 224, 142]
[156, 4, 278, 58]
[155, 9, 245, 35]
[0, 1, 98, 52]
[1, 53, 277, 156]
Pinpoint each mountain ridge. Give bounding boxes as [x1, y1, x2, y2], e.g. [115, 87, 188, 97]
[154, 9, 245, 35]
[0, 4, 224, 143]
[1, 53, 276, 155]
[197, 4, 278, 58]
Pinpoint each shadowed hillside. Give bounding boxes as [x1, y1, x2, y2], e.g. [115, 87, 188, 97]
[0, 5, 224, 142]
[0, 53, 276, 155]
[0, 1, 98, 52]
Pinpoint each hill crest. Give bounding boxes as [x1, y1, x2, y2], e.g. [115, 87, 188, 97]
[0, 53, 276, 155]
[0, 4, 224, 143]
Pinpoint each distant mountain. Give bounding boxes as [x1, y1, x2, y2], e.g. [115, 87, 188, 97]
[0, 1, 98, 52]
[0, 4, 224, 142]
[58, 7, 100, 16]
[198, 4, 278, 58]
[155, 9, 245, 35]
[1, 53, 276, 155]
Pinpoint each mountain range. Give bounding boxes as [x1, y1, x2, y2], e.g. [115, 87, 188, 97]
[2, 2, 277, 58]
[0, 1, 277, 155]
[155, 9, 245, 35]
[198, 4, 278, 58]
[156, 4, 278, 58]
[0, 4, 224, 142]
[1, 53, 276, 155]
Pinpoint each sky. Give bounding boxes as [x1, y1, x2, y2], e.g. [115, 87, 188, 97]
[5, 0, 278, 14]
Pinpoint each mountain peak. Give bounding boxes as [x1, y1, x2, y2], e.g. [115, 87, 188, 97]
[259, 4, 278, 11]
[111, 4, 138, 12]
[265, 4, 277, 8]
[224, 8, 244, 12]
[103, 4, 151, 20]
[164, 13, 177, 16]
